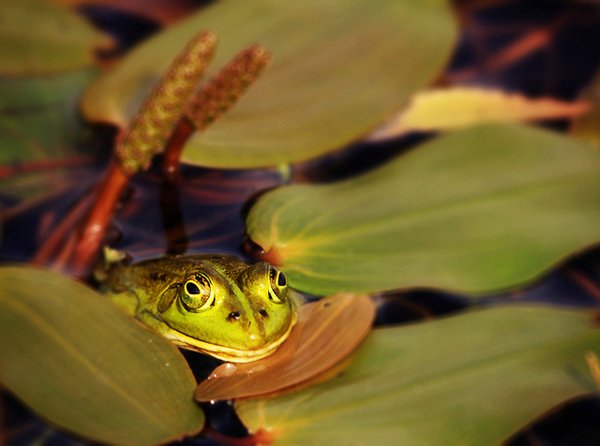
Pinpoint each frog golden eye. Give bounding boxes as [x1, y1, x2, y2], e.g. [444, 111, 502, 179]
[268, 266, 287, 304]
[180, 275, 214, 312]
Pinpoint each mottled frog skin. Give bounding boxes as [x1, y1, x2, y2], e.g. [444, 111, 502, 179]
[102, 254, 297, 363]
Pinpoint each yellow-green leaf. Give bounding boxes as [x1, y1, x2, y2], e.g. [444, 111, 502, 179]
[0, 266, 204, 445]
[247, 124, 600, 295]
[0, 0, 111, 75]
[82, 0, 456, 168]
[0, 70, 95, 164]
[371, 87, 591, 140]
[237, 305, 600, 445]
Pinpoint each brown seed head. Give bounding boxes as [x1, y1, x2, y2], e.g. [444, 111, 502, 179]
[116, 31, 217, 175]
[185, 45, 271, 131]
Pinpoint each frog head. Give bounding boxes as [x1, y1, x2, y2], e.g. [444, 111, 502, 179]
[106, 255, 297, 363]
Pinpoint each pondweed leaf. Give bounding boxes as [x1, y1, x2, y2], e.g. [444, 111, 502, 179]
[0, 0, 110, 75]
[237, 305, 600, 445]
[196, 293, 375, 401]
[82, 0, 456, 168]
[0, 70, 95, 164]
[247, 124, 600, 295]
[0, 266, 204, 446]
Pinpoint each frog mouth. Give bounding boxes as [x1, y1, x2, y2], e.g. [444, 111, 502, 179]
[162, 318, 297, 363]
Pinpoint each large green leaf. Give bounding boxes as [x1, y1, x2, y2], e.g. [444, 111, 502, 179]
[237, 305, 600, 445]
[82, 0, 456, 168]
[0, 266, 204, 445]
[0, 0, 110, 75]
[247, 124, 600, 295]
[0, 70, 95, 164]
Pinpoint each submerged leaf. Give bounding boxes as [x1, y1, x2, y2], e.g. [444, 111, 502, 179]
[237, 305, 600, 445]
[0, 266, 204, 445]
[370, 87, 591, 140]
[82, 0, 456, 168]
[247, 124, 600, 295]
[196, 293, 375, 401]
[0, 0, 111, 75]
[0, 70, 95, 164]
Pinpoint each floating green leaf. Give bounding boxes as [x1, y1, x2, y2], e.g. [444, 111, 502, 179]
[247, 124, 600, 295]
[0, 266, 204, 445]
[82, 0, 456, 168]
[0, 70, 95, 164]
[237, 305, 600, 445]
[0, 0, 110, 75]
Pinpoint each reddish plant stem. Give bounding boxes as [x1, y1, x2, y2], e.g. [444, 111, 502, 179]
[161, 45, 271, 180]
[162, 117, 195, 181]
[67, 159, 130, 275]
[52, 229, 79, 272]
[447, 18, 564, 83]
[33, 118, 194, 274]
[33, 40, 271, 274]
[0, 156, 94, 179]
[32, 32, 219, 274]
[565, 267, 600, 303]
[160, 172, 189, 255]
[160, 117, 197, 254]
[31, 190, 94, 266]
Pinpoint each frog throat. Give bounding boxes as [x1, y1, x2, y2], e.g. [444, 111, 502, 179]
[160, 315, 297, 363]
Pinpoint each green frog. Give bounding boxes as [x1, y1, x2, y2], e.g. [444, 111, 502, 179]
[102, 254, 298, 363]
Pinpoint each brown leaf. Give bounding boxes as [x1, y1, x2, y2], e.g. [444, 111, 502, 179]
[195, 293, 375, 401]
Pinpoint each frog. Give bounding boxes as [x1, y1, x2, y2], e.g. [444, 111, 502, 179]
[101, 254, 298, 363]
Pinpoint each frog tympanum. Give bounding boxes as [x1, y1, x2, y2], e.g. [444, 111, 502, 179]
[102, 254, 297, 363]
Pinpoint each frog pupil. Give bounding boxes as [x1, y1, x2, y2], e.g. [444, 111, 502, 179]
[277, 272, 287, 287]
[186, 282, 201, 295]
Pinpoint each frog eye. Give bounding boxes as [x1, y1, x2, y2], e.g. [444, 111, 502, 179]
[180, 274, 214, 312]
[268, 266, 287, 304]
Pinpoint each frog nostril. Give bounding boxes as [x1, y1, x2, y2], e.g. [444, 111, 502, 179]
[259, 308, 268, 318]
[228, 311, 241, 321]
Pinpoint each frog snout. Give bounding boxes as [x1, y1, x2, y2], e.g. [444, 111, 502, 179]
[227, 311, 241, 321]
[225, 310, 254, 329]
[227, 309, 269, 322]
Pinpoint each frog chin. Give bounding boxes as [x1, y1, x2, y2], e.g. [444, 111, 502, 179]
[162, 321, 296, 363]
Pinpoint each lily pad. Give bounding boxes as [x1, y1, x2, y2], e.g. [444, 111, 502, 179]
[0, 266, 204, 445]
[82, 0, 456, 168]
[246, 124, 600, 295]
[0, 70, 95, 164]
[0, 0, 111, 75]
[237, 305, 600, 445]
[196, 293, 375, 401]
